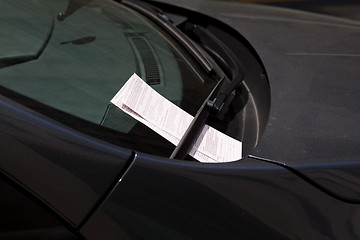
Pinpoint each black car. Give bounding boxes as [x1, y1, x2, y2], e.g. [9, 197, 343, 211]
[0, 0, 359, 239]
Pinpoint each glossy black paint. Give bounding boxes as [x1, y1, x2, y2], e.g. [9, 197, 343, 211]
[152, 0, 360, 203]
[0, 94, 133, 227]
[1, 1, 360, 239]
[0, 176, 77, 239]
[80, 154, 360, 239]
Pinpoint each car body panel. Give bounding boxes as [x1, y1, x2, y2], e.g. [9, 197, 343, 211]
[151, 0, 360, 201]
[80, 153, 360, 240]
[0, 94, 133, 226]
[0, 1, 360, 239]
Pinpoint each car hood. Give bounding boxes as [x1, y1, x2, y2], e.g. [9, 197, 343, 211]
[2, 0, 360, 201]
[154, 0, 360, 201]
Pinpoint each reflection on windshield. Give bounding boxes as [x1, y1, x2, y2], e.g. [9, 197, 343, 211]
[57, 0, 91, 21]
[0, 0, 186, 124]
[0, 0, 217, 156]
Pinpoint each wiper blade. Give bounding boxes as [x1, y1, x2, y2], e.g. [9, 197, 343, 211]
[170, 72, 244, 160]
[121, 0, 214, 74]
[170, 77, 224, 160]
[184, 23, 245, 88]
[121, 1, 245, 159]
[170, 24, 246, 160]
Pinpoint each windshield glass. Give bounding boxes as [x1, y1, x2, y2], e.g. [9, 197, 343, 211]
[0, 0, 217, 156]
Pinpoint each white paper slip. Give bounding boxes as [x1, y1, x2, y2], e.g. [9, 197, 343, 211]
[111, 73, 242, 163]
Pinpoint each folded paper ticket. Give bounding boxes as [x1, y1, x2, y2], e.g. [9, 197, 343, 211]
[111, 73, 242, 163]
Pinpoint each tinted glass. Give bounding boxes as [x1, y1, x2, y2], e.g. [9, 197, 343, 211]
[0, 0, 216, 156]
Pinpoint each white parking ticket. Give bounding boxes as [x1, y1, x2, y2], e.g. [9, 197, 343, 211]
[111, 73, 242, 163]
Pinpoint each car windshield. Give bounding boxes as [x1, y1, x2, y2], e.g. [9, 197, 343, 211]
[0, 0, 218, 156]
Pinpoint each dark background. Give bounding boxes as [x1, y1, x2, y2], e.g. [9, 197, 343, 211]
[233, 0, 360, 21]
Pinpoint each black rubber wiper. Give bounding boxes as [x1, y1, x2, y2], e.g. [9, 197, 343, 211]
[121, 0, 214, 75]
[183, 23, 245, 88]
[121, 1, 245, 159]
[170, 72, 244, 160]
[170, 24, 246, 160]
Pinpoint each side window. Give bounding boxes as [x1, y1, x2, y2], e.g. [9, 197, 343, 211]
[0, 176, 77, 240]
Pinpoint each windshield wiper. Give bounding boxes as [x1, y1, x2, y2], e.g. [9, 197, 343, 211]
[170, 72, 244, 160]
[122, 1, 245, 160]
[121, 0, 214, 75]
[170, 24, 246, 160]
[183, 23, 245, 88]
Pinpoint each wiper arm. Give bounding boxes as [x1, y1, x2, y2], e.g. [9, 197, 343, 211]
[183, 23, 245, 89]
[170, 72, 244, 160]
[169, 77, 224, 160]
[121, 2, 245, 159]
[121, 0, 214, 74]
[170, 24, 246, 160]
